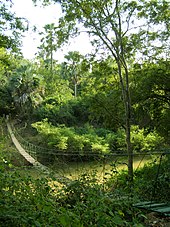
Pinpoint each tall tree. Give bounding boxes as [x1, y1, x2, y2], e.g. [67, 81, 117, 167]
[8, 60, 42, 117]
[33, 0, 170, 182]
[37, 23, 59, 77]
[61, 51, 85, 97]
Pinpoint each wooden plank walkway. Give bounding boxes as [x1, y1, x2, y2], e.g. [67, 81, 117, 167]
[6, 120, 71, 184]
[134, 201, 170, 217]
[6, 121, 48, 171]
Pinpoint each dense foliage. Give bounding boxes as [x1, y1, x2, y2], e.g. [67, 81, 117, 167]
[0, 0, 170, 225]
[31, 120, 164, 155]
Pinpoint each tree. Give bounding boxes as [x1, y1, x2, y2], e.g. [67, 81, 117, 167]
[37, 23, 58, 79]
[8, 60, 42, 118]
[33, 0, 170, 182]
[0, 47, 15, 115]
[61, 51, 85, 97]
[0, 0, 28, 53]
[131, 60, 170, 143]
[81, 57, 125, 131]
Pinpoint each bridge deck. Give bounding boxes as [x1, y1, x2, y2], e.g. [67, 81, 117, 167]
[134, 201, 170, 217]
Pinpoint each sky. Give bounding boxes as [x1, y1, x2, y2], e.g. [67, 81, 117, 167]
[12, 0, 93, 62]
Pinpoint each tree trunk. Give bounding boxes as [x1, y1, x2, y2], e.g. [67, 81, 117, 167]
[126, 101, 133, 183]
[124, 66, 133, 183]
[117, 60, 133, 182]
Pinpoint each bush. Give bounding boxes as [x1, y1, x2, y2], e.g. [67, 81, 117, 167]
[32, 120, 110, 157]
[131, 126, 164, 152]
[133, 154, 170, 202]
[106, 128, 126, 152]
[33, 97, 90, 127]
[31, 121, 165, 161]
[55, 172, 145, 227]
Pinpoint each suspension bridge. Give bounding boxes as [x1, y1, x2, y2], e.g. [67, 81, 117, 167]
[6, 118, 71, 184]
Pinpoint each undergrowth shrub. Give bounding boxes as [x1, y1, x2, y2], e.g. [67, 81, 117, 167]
[131, 126, 164, 152]
[32, 120, 110, 156]
[0, 154, 146, 226]
[31, 120, 165, 161]
[133, 154, 170, 202]
[107, 153, 170, 203]
[56, 172, 145, 227]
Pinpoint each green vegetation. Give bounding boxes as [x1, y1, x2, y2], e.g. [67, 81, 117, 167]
[0, 0, 170, 225]
[31, 120, 164, 155]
